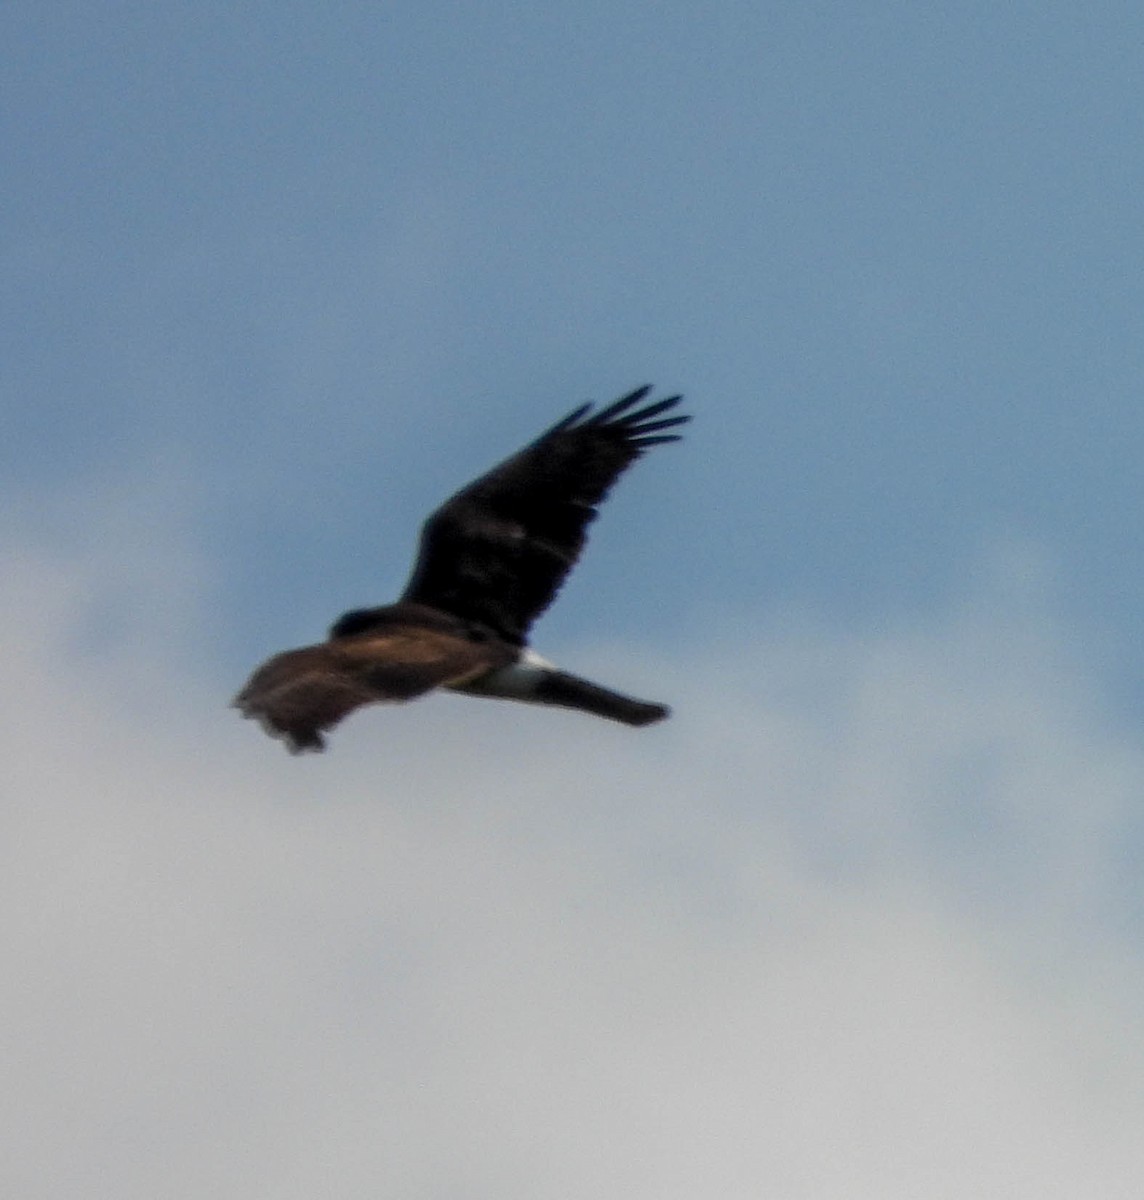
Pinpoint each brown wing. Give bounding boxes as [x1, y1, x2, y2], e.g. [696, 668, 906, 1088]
[233, 628, 511, 753]
[400, 386, 689, 644]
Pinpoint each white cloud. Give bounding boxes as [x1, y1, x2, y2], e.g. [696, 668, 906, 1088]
[3, 524, 1144, 1199]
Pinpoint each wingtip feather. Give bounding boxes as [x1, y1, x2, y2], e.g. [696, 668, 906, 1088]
[631, 434, 684, 448]
[584, 385, 655, 426]
[537, 401, 594, 440]
[542, 389, 690, 442]
[629, 412, 690, 435]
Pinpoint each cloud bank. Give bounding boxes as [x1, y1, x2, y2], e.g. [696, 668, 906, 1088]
[4, 518, 1144, 1198]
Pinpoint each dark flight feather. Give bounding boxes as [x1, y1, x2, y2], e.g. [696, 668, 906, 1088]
[400, 386, 689, 644]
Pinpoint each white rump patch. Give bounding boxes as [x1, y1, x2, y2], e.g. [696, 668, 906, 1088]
[453, 647, 558, 700]
[518, 648, 556, 670]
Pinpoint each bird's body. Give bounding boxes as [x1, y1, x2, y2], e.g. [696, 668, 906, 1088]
[234, 386, 689, 752]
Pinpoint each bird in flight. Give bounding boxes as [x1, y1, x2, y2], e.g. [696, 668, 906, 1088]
[234, 385, 690, 752]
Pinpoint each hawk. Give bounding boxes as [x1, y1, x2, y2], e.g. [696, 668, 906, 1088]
[234, 385, 690, 752]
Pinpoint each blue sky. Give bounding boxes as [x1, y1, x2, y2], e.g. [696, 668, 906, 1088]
[6, 3, 1144, 1195]
[9, 1, 1144, 661]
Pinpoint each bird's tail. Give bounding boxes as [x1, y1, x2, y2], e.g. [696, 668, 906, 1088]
[528, 670, 670, 726]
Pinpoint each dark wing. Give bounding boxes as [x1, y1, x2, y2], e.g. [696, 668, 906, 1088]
[233, 629, 511, 753]
[400, 386, 689, 644]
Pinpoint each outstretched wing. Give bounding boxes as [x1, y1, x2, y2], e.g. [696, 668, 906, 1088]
[400, 386, 689, 644]
[233, 629, 511, 753]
